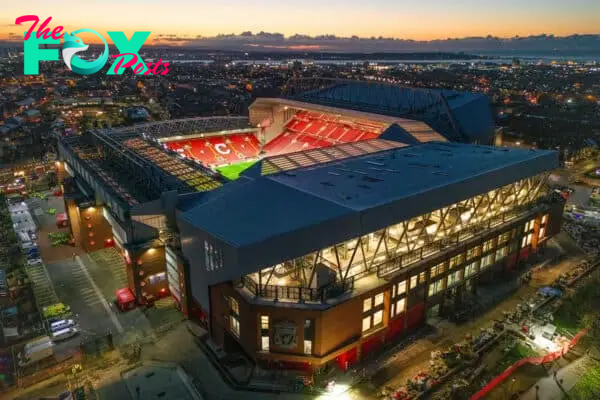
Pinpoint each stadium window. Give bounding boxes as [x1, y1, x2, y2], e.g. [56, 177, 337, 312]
[304, 340, 312, 355]
[496, 246, 508, 260]
[372, 310, 383, 327]
[229, 296, 240, 337]
[410, 275, 418, 290]
[229, 296, 239, 315]
[483, 239, 495, 253]
[397, 280, 407, 296]
[447, 270, 462, 287]
[363, 298, 372, 313]
[430, 263, 444, 279]
[362, 316, 371, 332]
[428, 279, 444, 297]
[419, 271, 427, 284]
[466, 246, 481, 260]
[449, 253, 465, 269]
[498, 232, 511, 245]
[527, 233, 533, 246]
[464, 261, 478, 278]
[392, 298, 406, 317]
[542, 214, 548, 225]
[374, 292, 384, 307]
[261, 315, 269, 330]
[539, 227, 546, 239]
[481, 254, 494, 269]
[261, 336, 269, 352]
[231, 317, 240, 338]
[304, 319, 313, 355]
[521, 236, 528, 248]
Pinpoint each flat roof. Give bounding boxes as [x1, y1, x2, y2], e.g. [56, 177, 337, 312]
[181, 142, 558, 249]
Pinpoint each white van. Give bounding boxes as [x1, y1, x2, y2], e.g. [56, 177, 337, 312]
[50, 319, 76, 333]
[51, 327, 80, 342]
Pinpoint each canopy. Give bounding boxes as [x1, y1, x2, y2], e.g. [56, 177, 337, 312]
[115, 288, 135, 304]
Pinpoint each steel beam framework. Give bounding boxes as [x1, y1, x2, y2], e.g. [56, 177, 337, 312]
[244, 173, 550, 300]
[111, 116, 252, 139]
[281, 78, 467, 142]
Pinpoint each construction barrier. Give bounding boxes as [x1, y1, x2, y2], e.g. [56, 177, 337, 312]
[470, 328, 589, 400]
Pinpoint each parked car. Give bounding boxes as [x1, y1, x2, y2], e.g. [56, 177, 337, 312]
[27, 258, 43, 267]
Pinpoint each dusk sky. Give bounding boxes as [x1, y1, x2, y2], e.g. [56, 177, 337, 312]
[2, 0, 599, 42]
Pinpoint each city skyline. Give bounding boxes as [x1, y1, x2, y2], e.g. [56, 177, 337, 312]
[1, 0, 599, 44]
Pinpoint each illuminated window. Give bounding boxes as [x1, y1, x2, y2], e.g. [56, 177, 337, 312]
[229, 297, 239, 315]
[466, 246, 481, 260]
[362, 316, 371, 332]
[374, 293, 384, 307]
[261, 336, 269, 352]
[464, 261, 478, 278]
[449, 253, 465, 269]
[428, 279, 444, 297]
[392, 298, 406, 317]
[372, 310, 383, 326]
[521, 236, 528, 248]
[261, 315, 269, 330]
[397, 280, 407, 295]
[419, 271, 427, 284]
[542, 214, 548, 225]
[304, 340, 312, 355]
[483, 239, 494, 252]
[447, 270, 462, 287]
[230, 316, 240, 337]
[410, 275, 418, 289]
[363, 298, 372, 313]
[496, 246, 508, 260]
[527, 233, 533, 245]
[498, 232, 511, 245]
[539, 227, 546, 238]
[481, 254, 494, 269]
[430, 263, 444, 278]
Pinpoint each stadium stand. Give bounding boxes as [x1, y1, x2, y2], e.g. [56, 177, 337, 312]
[163, 133, 260, 168]
[263, 111, 383, 156]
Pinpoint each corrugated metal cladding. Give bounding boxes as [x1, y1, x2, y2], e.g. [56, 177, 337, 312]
[177, 142, 558, 286]
[292, 81, 494, 144]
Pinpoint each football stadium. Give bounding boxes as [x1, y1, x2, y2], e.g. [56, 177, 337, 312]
[56, 80, 564, 373]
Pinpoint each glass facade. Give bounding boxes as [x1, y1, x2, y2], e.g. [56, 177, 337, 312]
[242, 173, 549, 302]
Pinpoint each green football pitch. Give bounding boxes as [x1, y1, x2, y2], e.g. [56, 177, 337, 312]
[216, 160, 257, 180]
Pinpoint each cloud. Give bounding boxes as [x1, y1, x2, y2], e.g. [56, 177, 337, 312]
[149, 32, 600, 54]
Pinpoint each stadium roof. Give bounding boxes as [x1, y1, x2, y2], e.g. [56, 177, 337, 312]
[286, 80, 494, 144]
[179, 141, 557, 272]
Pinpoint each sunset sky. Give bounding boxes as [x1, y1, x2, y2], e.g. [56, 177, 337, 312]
[2, 0, 599, 43]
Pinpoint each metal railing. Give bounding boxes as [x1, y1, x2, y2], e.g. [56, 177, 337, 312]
[376, 199, 548, 278]
[239, 275, 355, 303]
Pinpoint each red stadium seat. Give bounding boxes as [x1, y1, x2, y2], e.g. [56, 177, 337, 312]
[163, 133, 260, 167]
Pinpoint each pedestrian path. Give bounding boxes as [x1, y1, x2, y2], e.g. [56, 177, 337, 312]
[87, 248, 128, 298]
[26, 263, 59, 309]
[521, 356, 591, 400]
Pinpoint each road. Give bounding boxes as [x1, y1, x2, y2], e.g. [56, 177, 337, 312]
[350, 234, 586, 399]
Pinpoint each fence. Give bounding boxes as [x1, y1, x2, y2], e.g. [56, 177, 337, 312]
[470, 328, 589, 400]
